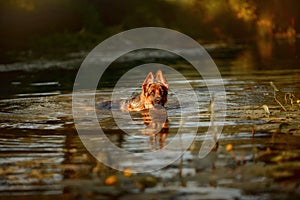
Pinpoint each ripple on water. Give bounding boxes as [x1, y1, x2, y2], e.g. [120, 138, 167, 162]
[0, 130, 66, 195]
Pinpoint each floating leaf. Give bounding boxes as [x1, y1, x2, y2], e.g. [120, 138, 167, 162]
[226, 144, 233, 152]
[262, 105, 270, 117]
[123, 169, 133, 177]
[105, 175, 117, 185]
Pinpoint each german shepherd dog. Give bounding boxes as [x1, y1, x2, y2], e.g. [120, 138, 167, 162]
[120, 70, 168, 112]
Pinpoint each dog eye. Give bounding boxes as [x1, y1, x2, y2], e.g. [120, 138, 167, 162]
[150, 91, 155, 96]
[160, 90, 166, 95]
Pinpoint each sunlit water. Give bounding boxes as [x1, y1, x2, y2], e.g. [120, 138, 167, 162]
[0, 42, 300, 199]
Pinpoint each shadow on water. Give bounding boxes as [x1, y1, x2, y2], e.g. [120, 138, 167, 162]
[0, 40, 300, 199]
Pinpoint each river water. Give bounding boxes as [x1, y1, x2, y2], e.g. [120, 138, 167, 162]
[0, 40, 300, 199]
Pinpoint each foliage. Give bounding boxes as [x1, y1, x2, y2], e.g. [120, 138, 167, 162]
[2, 0, 300, 63]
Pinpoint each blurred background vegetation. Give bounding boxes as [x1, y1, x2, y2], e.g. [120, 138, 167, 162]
[1, 0, 299, 63]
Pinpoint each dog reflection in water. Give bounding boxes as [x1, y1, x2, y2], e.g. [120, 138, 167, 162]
[141, 104, 169, 149]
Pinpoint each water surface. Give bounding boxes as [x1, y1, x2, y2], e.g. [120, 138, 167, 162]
[0, 41, 300, 199]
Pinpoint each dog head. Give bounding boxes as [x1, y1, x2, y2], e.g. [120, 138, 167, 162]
[141, 70, 168, 109]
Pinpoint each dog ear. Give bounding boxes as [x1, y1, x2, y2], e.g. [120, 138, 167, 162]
[156, 70, 168, 88]
[143, 72, 154, 86]
[142, 72, 154, 94]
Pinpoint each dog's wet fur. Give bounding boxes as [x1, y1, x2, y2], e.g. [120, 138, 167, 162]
[123, 70, 168, 111]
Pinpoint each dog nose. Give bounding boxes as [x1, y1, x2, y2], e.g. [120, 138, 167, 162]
[154, 97, 161, 104]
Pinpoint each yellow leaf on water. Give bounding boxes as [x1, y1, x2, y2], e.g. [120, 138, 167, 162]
[123, 169, 133, 177]
[226, 144, 233, 152]
[105, 175, 117, 185]
[262, 105, 270, 116]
